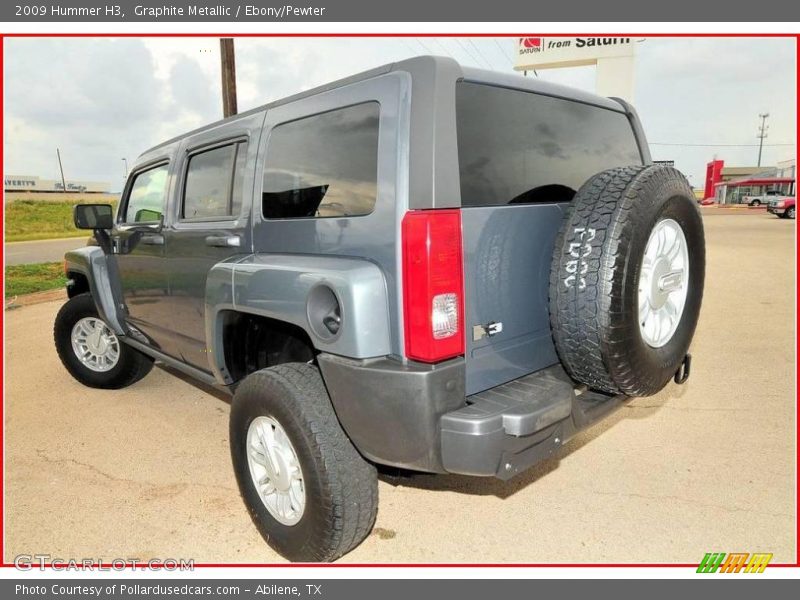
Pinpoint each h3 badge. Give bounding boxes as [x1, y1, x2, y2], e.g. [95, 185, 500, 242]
[472, 321, 504, 341]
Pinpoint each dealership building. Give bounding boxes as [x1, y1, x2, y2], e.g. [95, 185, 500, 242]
[703, 158, 796, 204]
[4, 174, 110, 194]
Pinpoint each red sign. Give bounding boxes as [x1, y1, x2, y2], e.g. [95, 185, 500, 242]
[521, 37, 542, 48]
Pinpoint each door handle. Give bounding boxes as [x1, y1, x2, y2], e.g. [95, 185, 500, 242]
[141, 234, 165, 246]
[205, 234, 241, 248]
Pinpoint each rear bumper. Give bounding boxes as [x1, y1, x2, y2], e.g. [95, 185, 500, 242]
[317, 354, 625, 479]
[441, 366, 623, 479]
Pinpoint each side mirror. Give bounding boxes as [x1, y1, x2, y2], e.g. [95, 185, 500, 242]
[74, 204, 114, 230]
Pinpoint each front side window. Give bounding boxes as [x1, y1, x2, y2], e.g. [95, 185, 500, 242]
[262, 102, 380, 219]
[183, 142, 247, 220]
[456, 82, 643, 207]
[124, 163, 169, 223]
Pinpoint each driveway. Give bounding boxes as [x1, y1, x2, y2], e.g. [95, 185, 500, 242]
[4, 237, 88, 266]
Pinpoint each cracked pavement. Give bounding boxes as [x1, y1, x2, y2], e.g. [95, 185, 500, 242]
[3, 210, 795, 563]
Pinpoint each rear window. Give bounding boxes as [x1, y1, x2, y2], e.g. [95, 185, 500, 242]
[456, 82, 643, 207]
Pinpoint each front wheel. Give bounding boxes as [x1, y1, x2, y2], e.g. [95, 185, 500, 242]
[54, 292, 154, 389]
[787, 206, 796, 219]
[230, 363, 378, 562]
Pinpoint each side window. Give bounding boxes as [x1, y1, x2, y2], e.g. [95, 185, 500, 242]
[124, 164, 169, 223]
[230, 142, 248, 217]
[262, 102, 380, 219]
[182, 142, 248, 220]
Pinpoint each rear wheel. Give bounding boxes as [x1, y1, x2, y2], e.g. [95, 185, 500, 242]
[750, 199, 761, 206]
[230, 363, 378, 562]
[54, 292, 153, 389]
[549, 165, 705, 397]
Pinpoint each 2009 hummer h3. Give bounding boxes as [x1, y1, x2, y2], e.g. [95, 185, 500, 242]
[55, 56, 705, 562]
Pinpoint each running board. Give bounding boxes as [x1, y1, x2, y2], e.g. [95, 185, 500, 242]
[122, 337, 223, 390]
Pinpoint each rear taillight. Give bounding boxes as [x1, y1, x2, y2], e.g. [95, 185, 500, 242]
[401, 209, 465, 363]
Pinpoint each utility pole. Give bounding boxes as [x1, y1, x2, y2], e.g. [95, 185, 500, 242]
[757, 112, 769, 167]
[56, 148, 67, 193]
[220, 38, 238, 118]
[121, 157, 129, 180]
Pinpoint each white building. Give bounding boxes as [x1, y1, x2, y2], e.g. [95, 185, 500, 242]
[4, 174, 110, 193]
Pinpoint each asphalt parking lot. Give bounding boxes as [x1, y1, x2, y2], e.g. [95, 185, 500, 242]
[3, 210, 796, 564]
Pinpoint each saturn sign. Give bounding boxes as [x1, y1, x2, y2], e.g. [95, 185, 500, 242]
[514, 36, 639, 102]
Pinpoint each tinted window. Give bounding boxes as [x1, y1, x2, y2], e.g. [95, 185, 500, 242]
[124, 164, 169, 223]
[262, 102, 380, 219]
[230, 143, 248, 217]
[183, 143, 246, 219]
[456, 82, 642, 207]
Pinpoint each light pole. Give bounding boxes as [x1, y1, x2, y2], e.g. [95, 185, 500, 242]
[122, 158, 128, 180]
[56, 148, 67, 193]
[756, 113, 769, 168]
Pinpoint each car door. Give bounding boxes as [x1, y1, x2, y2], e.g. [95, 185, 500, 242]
[114, 158, 181, 356]
[163, 112, 263, 371]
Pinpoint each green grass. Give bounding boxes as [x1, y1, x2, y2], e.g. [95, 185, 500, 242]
[5, 199, 118, 242]
[5, 262, 67, 297]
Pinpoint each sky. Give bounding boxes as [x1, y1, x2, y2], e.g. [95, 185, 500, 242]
[3, 36, 796, 192]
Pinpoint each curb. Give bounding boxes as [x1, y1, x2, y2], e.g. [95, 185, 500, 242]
[5, 287, 67, 309]
[700, 206, 770, 215]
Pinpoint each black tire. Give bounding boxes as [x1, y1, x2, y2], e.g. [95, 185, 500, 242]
[230, 363, 378, 562]
[549, 165, 705, 397]
[750, 199, 760, 206]
[787, 206, 795, 220]
[54, 292, 154, 389]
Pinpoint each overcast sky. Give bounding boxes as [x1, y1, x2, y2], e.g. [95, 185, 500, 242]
[3, 37, 796, 191]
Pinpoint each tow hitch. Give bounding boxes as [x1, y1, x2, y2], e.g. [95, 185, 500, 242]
[674, 353, 691, 384]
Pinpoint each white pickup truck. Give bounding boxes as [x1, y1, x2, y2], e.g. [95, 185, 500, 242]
[741, 190, 791, 206]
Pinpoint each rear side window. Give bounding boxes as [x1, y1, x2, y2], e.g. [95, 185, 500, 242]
[456, 82, 643, 207]
[262, 102, 380, 219]
[124, 163, 169, 223]
[183, 142, 248, 220]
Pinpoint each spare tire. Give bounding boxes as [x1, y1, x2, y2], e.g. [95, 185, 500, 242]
[549, 165, 705, 397]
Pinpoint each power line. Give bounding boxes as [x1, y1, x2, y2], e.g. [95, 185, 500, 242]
[453, 38, 485, 68]
[650, 142, 794, 147]
[398, 38, 420, 57]
[467, 39, 495, 69]
[492, 38, 514, 68]
[430, 37, 455, 59]
[415, 37, 436, 55]
[445, 39, 470, 64]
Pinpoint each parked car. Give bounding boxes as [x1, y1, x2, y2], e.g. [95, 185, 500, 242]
[767, 196, 796, 219]
[742, 190, 786, 206]
[54, 56, 705, 562]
